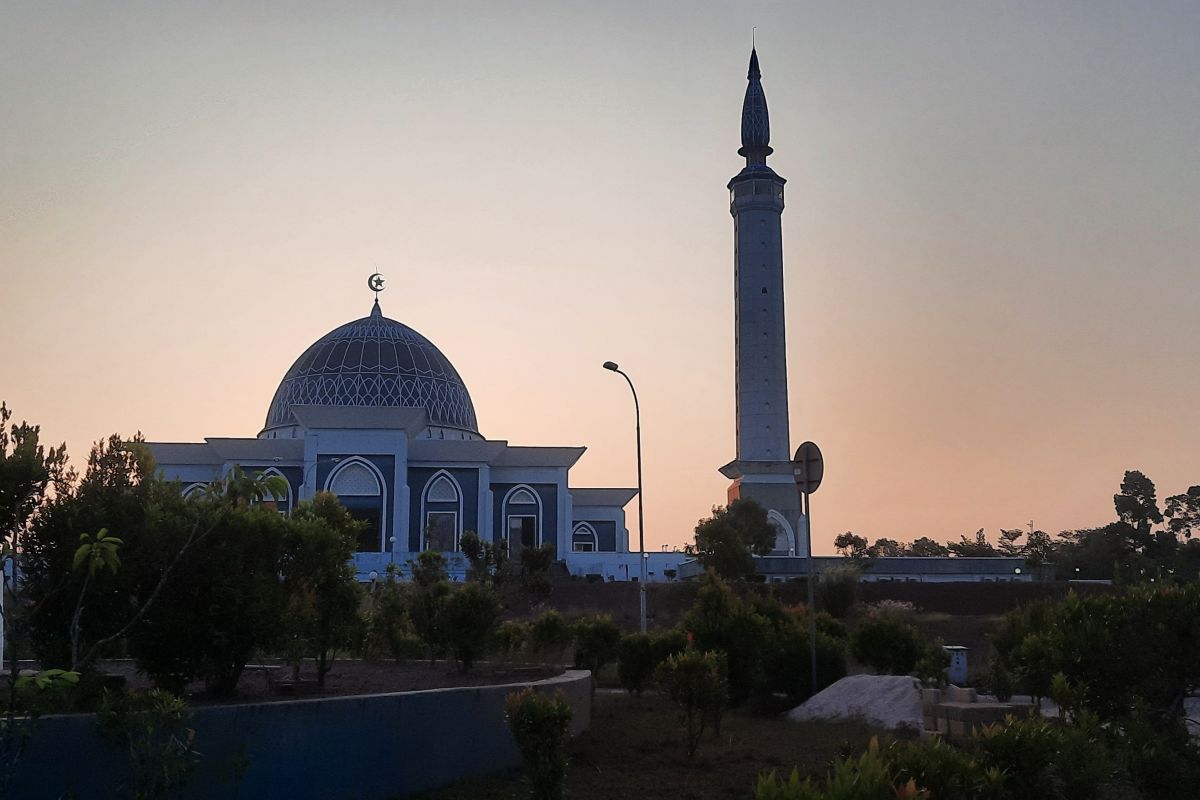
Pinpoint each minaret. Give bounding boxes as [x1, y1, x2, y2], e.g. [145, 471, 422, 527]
[720, 48, 802, 556]
[730, 48, 789, 462]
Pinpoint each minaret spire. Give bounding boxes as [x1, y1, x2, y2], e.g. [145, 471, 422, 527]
[738, 48, 773, 166]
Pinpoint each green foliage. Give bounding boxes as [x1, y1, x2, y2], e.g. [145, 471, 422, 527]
[73, 527, 123, 574]
[764, 624, 848, 704]
[519, 543, 555, 602]
[816, 567, 858, 618]
[442, 582, 501, 672]
[849, 612, 925, 675]
[279, 494, 362, 687]
[570, 615, 621, 679]
[755, 739, 920, 800]
[832, 532, 869, 559]
[688, 499, 776, 580]
[460, 530, 507, 584]
[528, 610, 572, 661]
[506, 690, 571, 800]
[494, 621, 530, 662]
[126, 501, 288, 696]
[972, 717, 1112, 800]
[97, 689, 199, 800]
[407, 551, 451, 663]
[617, 628, 689, 695]
[616, 633, 655, 695]
[361, 566, 424, 664]
[655, 649, 728, 759]
[682, 572, 771, 703]
[914, 640, 952, 688]
[505, 688, 572, 800]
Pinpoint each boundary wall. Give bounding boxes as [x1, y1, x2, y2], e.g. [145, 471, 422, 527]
[10, 669, 591, 799]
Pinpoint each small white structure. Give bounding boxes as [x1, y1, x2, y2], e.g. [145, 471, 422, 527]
[943, 645, 969, 685]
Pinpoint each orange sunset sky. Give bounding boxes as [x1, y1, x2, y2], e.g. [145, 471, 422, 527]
[3, 2, 1198, 554]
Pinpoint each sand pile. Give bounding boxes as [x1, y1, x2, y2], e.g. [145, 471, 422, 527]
[787, 674, 923, 731]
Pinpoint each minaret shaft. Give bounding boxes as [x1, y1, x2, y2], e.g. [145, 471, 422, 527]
[731, 178, 789, 461]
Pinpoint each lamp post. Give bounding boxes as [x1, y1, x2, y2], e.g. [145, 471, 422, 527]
[604, 361, 647, 634]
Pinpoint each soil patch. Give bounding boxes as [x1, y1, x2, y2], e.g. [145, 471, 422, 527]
[100, 659, 564, 706]
[415, 692, 887, 800]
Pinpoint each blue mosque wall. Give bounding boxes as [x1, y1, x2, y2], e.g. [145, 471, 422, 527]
[406, 467, 480, 551]
[490, 483, 558, 552]
[574, 520, 617, 552]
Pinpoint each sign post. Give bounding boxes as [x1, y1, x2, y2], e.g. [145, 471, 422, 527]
[793, 441, 824, 697]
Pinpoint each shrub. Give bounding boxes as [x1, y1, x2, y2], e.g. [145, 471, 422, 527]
[682, 572, 772, 703]
[849, 614, 925, 675]
[816, 567, 859, 618]
[361, 568, 423, 663]
[914, 640, 952, 688]
[441, 582, 501, 672]
[494, 621, 530, 662]
[650, 628, 689, 663]
[96, 689, 199, 800]
[656, 649, 728, 758]
[814, 612, 849, 641]
[971, 716, 1112, 800]
[520, 544, 556, 602]
[755, 739, 907, 800]
[616, 633, 654, 695]
[765, 627, 847, 703]
[505, 688, 572, 800]
[528, 611, 572, 661]
[408, 551, 451, 663]
[571, 615, 621, 678]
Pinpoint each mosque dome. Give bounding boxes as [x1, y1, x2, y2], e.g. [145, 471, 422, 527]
[263, 301, 479, 436]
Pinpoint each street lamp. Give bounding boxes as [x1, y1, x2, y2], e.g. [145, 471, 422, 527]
[604, 361, 647, 634]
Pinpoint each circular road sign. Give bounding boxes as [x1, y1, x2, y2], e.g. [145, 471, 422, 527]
[793, 441, 824, 494]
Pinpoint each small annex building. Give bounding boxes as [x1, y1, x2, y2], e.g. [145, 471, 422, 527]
[147, 296, 637, 580]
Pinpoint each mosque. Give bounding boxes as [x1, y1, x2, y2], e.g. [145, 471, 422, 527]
[147, 49, 1031, 584]
[143, 49, 802, 583]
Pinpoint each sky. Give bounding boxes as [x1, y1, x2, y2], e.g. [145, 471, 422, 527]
[3, 2, 1198, 554]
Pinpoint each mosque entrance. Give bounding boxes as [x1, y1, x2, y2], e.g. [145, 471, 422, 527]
[506, 515, 538, 556]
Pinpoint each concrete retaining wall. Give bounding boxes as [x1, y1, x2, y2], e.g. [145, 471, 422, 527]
[9, 669, 591, 800]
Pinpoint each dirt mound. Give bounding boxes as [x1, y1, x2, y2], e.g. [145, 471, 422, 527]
[787, 674, 923, 731]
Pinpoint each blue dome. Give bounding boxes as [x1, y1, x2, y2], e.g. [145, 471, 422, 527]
[264, 303, 479, 435]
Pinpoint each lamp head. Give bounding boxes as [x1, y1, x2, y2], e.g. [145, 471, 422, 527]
[603, 361, 619, 372]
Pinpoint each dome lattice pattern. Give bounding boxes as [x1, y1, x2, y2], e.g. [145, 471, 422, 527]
[264, 306, 479, 434]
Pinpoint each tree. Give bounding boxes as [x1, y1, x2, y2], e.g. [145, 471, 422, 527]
[833, 532, 869, 559]
[997, 528, 1024, 557]
[947, 529, 998, 557]
[904, 537, 949, 557]
[1165, 486, 1200, 540]
[688, 499, 776, 580]
[1114, 470, 1163, 545]
[868, 538, 903, 558]
[279, 494, 363, 687]
[655, 650, 728, 759]
[408, 551, 450, 663]
[0, 402, 69, 685]
[441, 582, 501, 672]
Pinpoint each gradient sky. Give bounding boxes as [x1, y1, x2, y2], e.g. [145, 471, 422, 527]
[3, 2, 1198, 554]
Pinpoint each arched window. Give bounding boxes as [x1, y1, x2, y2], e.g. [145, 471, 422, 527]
[502, 485, 542, 555]
[571, 522, 598, 553]
[325, 458, 386, 552]
[767, 510, 795, 556]
[256, 467, 292, 514]
[421, 471, 462, 551]
[182, 483, 206, 501]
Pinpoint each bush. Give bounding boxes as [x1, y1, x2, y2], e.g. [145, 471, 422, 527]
[494, 621, 530, 662]
[755, 739, 904, 800]
[765, 627, 847, 704]
[616, 633, 655, 695]
[505, 688, 572, 800]
[571, 615, 621, 678]
[528, 611, 572, 661]
[656, 649, 728, 758]
[441, 582, 501, 672]
[682, 572, 773, 703]
[971, 717, 1112, 800]
[816, 567, 859, 618]
[361, 568, 423, 663]
[96, 689, 199, 800]
[914, 640, 952, 688]
[849, 614, 925, 675]
[650, 628, 689, 663]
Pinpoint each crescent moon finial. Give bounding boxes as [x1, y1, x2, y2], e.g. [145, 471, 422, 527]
[368, 272, 385, 300]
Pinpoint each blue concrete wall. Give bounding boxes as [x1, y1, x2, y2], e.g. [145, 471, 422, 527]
[407, 467, 480, 551]
[490, 483, 558, 551]
[9, 670, 590, 800]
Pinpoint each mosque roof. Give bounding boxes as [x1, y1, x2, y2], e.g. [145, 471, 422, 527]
[263, 301, 479, 436]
